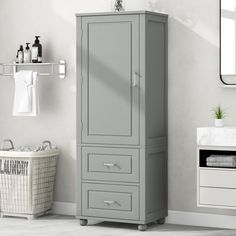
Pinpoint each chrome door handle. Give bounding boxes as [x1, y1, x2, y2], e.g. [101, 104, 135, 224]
[103, 163, 116, 167]
[104, 200, 116, 205]
[133, 72, 139, 87]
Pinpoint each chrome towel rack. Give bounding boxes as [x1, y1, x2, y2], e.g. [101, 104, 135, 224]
[0, 60, 66, 79]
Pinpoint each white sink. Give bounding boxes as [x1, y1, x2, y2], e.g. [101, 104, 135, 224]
[197, 127, 236, 146]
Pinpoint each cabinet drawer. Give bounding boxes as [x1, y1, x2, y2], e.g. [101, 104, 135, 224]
[200, 169, 236, 188]
[200, 187, 236, 207]
[82, 183, 139, 220]
[82, 147, 139, 182]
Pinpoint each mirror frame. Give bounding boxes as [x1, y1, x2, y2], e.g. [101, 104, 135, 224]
[220, 0, 236, 85]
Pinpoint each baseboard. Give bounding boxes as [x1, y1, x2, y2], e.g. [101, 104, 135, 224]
[52, 202, 236, 229]
[166, 210, 236, 229]
[53, 201, 76, 216]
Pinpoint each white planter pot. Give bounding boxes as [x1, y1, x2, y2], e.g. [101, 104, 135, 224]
[215, 119, 224, 127]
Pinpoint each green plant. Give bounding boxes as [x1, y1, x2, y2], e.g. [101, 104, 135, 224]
[114, 0, 124, 11]
[213, 105, 226, 119]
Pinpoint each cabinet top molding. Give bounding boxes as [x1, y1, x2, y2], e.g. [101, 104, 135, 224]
[75, 11, 168, 18]
[197, 127, 236, 147]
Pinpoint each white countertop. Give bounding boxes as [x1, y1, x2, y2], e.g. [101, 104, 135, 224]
[197, 127, 236, 147]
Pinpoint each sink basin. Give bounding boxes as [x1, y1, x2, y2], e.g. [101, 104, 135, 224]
[197, 127, 236, 147]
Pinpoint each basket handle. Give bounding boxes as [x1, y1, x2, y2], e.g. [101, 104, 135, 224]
[41, 140, 52, 151]
[1, 139, 14, 150]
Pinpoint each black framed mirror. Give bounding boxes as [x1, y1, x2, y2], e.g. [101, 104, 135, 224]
[220, 0, 236, 85]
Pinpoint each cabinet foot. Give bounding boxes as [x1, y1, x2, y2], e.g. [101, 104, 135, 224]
[27, 215, 36, 220]
[138, 224, 147, 231]
[79, 219, 88, 226]
[157, 217, 165, 224]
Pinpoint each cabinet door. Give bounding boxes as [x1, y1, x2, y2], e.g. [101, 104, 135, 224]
[80, 15, 140, 145]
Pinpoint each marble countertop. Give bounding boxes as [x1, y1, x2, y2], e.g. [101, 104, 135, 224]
[197, 127, 236, 146]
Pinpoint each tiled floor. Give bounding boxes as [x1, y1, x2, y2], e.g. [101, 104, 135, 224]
[0, 215, 235, 236]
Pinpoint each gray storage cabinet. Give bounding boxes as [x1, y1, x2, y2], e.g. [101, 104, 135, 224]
[76, 11, 168, 231]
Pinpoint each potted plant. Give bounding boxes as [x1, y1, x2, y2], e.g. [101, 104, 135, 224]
[213, 105, 226, 127]
[113, 0, 125, 12]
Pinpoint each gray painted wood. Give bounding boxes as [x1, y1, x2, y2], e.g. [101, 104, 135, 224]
[82, 183, 139, 220]
[76, 11, 168, 18]
[76, 16, 82, 216]
[76, 11, 168, 227]
[145, 14, 168, 147]
[81, 147, 139, 183]
[145, 147, 167, 221]
[144, 14, 168, 222]
[139, 13, 146, 148]
[146, 16, 165, 139]
[81, 15, 140, 145]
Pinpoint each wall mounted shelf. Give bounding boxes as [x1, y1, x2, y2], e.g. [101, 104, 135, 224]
[197, 127, 236, 210]
[0, 60, 66, 79]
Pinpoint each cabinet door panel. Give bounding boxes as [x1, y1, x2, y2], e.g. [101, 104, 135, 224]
[81, 15, 140, 145]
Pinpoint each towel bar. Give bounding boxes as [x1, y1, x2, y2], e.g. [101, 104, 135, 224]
[0, 60, 66, 79]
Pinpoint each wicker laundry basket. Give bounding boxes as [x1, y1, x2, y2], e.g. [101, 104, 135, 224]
[0, 140, 59, 219]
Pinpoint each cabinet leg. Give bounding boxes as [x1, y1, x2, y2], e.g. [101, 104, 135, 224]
[138, 224, 147, 231]
[79, 219, 88, 226]
[157, 217, 165, 225]
[28, 215, 36, 220]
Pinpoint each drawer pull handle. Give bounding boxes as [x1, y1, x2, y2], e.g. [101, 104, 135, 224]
[103, 163, 117, 167]
[133, 72, 139, 88]
[104, 200, 116, 205]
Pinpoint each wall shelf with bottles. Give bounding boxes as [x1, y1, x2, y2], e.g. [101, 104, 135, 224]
[0, 60, 66, 79]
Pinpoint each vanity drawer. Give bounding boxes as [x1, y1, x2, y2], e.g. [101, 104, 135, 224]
[82, 183, 139, 220]
[200, 169, 236, 188]
[82, 147, 139, 182]
[199, 187, 236, 207]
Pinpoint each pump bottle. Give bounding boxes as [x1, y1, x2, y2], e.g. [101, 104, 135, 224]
[32, 36, 42, 63]
[18, 45, 24, 63]
[15, 50, 19, 63]
[23, 43, 31, 63]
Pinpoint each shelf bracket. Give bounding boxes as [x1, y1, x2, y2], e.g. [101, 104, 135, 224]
[13, 63, 17, 77]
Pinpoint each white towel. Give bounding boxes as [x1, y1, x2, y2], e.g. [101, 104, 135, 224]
[207, 155, 236, 162]
[206, 162, 236, 167]
[13, 70, 39, 116]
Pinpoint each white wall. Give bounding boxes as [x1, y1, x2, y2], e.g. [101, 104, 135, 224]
[1, 0, 236, 215]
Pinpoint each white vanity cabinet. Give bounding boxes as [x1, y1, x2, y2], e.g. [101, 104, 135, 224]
[197, 127, 236, 209]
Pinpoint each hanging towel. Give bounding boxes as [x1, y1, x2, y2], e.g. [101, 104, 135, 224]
[13, 70, 39, 116]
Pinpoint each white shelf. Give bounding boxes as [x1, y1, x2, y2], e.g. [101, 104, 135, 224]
[0, 60, 66, 79]
[199, 167, 236, 171]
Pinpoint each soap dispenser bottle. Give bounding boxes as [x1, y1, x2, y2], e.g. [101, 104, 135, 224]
[32, 36, 42, 63]
[18, 45, 24, 63]
[23, 43, 31, 63]
[15, 50, 19, 63]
